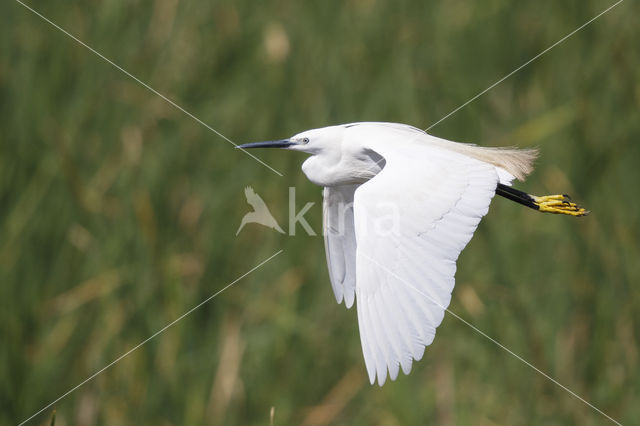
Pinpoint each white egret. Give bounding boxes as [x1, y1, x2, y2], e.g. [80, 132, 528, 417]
[238, 122, 587, 385]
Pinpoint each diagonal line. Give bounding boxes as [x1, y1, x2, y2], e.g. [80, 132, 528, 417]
[361, 253, 622, 425]
[13, 0, 284, 177]
[425, 0, 624, 132]
[18, 249, 284, 426]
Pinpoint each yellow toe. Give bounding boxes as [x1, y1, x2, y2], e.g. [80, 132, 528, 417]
[533, 194, 589, 217]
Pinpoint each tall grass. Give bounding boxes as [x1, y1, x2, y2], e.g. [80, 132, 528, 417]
[2, 0, 638, 424]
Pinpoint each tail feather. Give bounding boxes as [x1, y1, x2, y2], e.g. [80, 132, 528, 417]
[467, 146, 539, 181]
[438, 142, 539, 181]
[426, 135, 539, 182]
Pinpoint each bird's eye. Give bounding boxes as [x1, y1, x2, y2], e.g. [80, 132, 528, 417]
[302, 137, 310, 144]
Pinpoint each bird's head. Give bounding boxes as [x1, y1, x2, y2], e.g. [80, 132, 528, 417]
[236, 125, 345, 156]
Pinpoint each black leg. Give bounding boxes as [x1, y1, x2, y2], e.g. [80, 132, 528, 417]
[495, 184, 539, 211]
[495, 184, 588, 216]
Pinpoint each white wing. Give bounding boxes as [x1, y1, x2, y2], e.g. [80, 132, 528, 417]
[323, 185, 358, 308]
[351, 131, 499, 385]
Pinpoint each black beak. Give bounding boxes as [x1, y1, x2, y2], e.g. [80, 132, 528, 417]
[236, 139, 294, 149]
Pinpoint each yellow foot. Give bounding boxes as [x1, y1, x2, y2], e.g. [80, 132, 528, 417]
[533, 194, 589, 217]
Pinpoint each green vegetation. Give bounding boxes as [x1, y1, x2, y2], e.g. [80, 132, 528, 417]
[2, 0, 638, 424]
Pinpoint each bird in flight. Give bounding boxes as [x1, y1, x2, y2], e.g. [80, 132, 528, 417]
[238, 122, 587, 385]
[236, 186, 285, 235]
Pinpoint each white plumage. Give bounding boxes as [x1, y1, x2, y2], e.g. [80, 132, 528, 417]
[239, 122, 539, 385]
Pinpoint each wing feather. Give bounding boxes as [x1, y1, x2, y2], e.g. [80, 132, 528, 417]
[350, 130, 499, 385]
[379, 281, 414, 374]
[323, 185, 358, 307]
[356, 289, 377, 384]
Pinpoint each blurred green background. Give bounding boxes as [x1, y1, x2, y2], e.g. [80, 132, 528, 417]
[1, 0, 639, 424]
